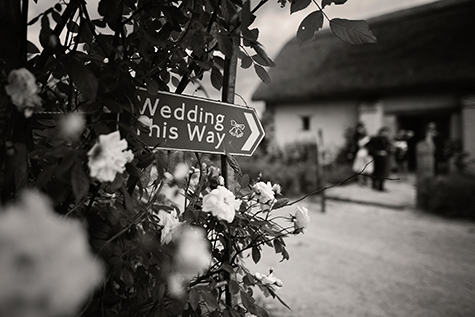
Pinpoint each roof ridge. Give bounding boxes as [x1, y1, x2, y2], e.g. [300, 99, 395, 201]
[366, 0, 473, 26]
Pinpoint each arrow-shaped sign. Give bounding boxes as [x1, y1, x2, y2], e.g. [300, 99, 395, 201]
[136, 91, 265, 156]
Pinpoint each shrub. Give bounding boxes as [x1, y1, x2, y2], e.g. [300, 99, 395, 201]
[420, 173, 475, 220]
[237, 142, 318, 196]
[323, 163, 355, 185]
[238, 142, 356, 197]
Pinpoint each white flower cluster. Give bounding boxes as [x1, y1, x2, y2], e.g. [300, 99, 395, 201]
[157, 208, 181, 244]
[253, 181, 281, 204]
[202, 185, 242, 223]
[293, 206, 311, 233]
[5, 68, 42, 117]
[0, 191, 103, 317]
[168, 226, 211, 297]
[87, 131, 134, 182]
[255, 267, 283, 288]
[59, 113, 85, 140]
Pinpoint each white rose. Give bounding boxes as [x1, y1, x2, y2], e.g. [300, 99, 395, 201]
[272, 183, 282, 195]
[5, 68, 42, 117]
[202, 186, 241, 223]
[0, 191, 103, 317]
[255, 268, 283, 288]
[59, 113, 85, 139]
[168, 226, 211, 297]
[293, 206, 311, 233]
[137, 115, 152, 128]
[157, 209, 181, 244]
[173, 163, 189, 181]
[160, 183, 186, 212]
[87, 131, 134, 182]
[253, 181, 275, 203]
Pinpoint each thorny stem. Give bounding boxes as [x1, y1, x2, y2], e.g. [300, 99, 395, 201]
[97, 211, 149, 254]
[288, 161, 399, 206]
[312, 0, 331, 22]
[79, 2, 108, 56]
[175, 0, 271, 95]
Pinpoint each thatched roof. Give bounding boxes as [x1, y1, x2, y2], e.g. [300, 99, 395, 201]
[252, 0, 475, 103]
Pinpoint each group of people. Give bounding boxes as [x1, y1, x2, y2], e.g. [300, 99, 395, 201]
[351, 123, 413, 191]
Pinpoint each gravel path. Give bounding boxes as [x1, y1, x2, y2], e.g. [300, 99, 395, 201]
[246, 200, 475, 317]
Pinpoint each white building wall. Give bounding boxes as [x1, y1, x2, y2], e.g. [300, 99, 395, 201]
[273, 101, 358, 159]
[358, 101, 384, 136]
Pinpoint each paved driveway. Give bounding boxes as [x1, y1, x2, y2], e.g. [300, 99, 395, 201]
[247, 201, 475, 317]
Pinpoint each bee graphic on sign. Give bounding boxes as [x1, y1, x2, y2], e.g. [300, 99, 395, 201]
[229, 120, 245, 138]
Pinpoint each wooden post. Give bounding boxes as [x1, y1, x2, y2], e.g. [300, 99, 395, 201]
[0, 0, 29, 202]
[221, 31, 239, 308]
[416, 138, 435, 208]
[220, 35, 239, 189]
[317, 129, 326, 213]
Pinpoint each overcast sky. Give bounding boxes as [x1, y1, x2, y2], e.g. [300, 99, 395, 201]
[239, 0, 439, 113]
[28, 0, 439, 113]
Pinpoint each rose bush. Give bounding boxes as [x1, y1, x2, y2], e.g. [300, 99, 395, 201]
[0, 0, 370, 315]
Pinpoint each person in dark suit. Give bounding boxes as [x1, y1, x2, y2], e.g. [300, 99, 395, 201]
[367, 127, 392, 191]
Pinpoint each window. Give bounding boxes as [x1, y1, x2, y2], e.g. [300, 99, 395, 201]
[301, 116, 311, 131]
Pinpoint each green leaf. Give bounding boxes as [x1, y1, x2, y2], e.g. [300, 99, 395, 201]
[145, 78, 158, 95]
[121, 268, 134, 287]
[329, 18, 377, 45]
[210, 310, 221, 317]
[243, 28, 259, 47]
[252, 44, 275, 67]
[254, 65, 271, 85]
[241, 0, 252, 29]
[240, 174, 250, 188]
[226, 153, 243, 177]
[71, 161, 90, 202]
[229, 280, 240, 294]
[281, 248, 290, 261]
[213, 55, 226, 70]
[223, 308, 241, 317]
[52, 10, 62, 24]
[240, 290, 256, 312]
[273, 239, 283, 254]
[67, 20, 79, 33]
[211, 66, 223, 91]
[217, 34, 234, 58]
[221, 262, 234, 274]
[70, 63, 98, 101]
[35, 166, 55, 189]
[239, 51, 253, 69]
[268, 287, 292, 311]
[251, 54, 275, 68]
[220, 0, 237, 24]
[189, 289, 200, 311]
[291, 0, 311, 14]
[252, 246, 261, 264]
[26, 40, 40, 54]
[297, 10, 324, 46]
[322, 0, 347, 7]
[243, 273, 257, 286]
[272, 198, 289, 210]
[171, 76, 180, 87]
[200, 290, 219, 309]
[28, 14, 41, 26]
[253, 305, 270, 317]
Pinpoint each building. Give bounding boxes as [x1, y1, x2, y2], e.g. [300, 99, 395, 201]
[252, 0, 475, 170]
